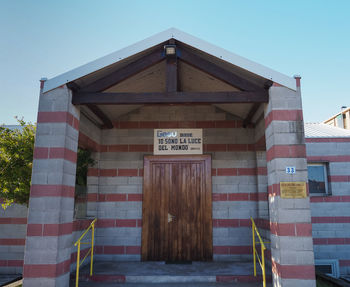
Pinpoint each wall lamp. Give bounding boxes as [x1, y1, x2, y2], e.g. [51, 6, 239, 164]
[164, 44, 176, 57]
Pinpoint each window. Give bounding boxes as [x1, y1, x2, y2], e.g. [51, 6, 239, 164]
[307, 163, 329, 195]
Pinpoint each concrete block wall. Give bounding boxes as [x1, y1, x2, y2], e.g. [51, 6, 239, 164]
[306, 138, 350, 275]
[83, 105, 265, 262]
[0, 203, 27, 274]
[23, 84, 80, 287]
[265, 82, 316, 287]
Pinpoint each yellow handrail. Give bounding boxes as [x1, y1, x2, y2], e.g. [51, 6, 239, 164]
[74, 218, 97, 287]
[251, 217, 269, 287]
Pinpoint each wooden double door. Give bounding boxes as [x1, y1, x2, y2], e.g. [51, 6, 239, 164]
[141, 155, 212, 262]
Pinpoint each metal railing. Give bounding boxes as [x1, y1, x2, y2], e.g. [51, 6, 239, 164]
[74, 218, 97, 287]
[251, 217, 269, 287]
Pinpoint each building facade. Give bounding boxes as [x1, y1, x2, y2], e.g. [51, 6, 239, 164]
[324, 107, 350, 130]
[1, 29, 348, 287]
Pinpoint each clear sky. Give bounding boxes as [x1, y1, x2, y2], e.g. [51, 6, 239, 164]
[0, 0, 349, 124]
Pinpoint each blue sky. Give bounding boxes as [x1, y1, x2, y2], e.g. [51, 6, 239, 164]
[0, 0, 349, 124]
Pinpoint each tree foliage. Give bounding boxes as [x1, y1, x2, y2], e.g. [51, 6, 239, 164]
[76, 148, 95, 187]
[0, 119, 35, 209]
[0, 118, 95, 210]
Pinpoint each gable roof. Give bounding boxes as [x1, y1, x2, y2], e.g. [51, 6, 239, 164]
[42, 28, 296, 93]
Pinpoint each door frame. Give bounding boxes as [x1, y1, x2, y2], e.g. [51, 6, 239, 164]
[141, 154, 212, 261]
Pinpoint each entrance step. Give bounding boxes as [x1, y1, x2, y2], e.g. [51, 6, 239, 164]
[72, 261, 271, 286]
[73, 283, 270, 287]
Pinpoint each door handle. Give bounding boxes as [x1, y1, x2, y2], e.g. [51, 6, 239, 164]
[168, 213, 176, 223]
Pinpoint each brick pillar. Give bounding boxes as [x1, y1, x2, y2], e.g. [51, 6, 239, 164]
[265, 79, 316, 287]
[23, 83, 80, 287]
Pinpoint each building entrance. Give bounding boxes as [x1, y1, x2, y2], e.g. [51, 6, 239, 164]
[141, 155, 212, 261]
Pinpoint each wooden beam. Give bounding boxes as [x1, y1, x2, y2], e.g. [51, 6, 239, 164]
[86, 104, 113, 129]
[81, 48, 165, 92]
[166, 57, 177, 92]
[243, 103, 260, 127]
[178, 47, 263, 92]
[72, 91, 268, 105]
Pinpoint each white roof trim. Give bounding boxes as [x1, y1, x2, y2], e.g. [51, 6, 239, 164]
[43, 28, 296, 93]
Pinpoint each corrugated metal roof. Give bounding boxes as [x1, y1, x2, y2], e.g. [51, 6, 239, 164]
[42, 28, 296, 93]
[304, 123, 350, 138]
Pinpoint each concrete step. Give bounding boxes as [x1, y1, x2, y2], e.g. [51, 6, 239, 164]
[72, 283, 270, 287]
[72, 261, 271, 285]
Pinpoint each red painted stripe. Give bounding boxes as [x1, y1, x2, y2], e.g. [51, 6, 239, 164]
[312, 216, 350, 223]
[213, 245, 252, 255]
[313, 237, 350, 245]
[328, 175, 350, 182]
[265, 110, 303, 129]
[212, 193, 266, 201]
[306, 138, 350, 143]
[268, 183, 280, 196]
[99, 169, 117, 177]
[33, 147, 48, 159]
[23, 259, 70, 278]
[98, 194, 127, 202]
[254, 218, 270, 230]
[73, 219, 94, 231]
[272, 259, 315, 280]
[257, 167, 267, 175]
[212, 219, 251, 228]
[49, 147, 77, 163]
[31, 185, 75, 197]
[255, 135, 266, 151]
[33, 147, 77, 163]
[79, 132, 99, 152]
[0, 239, 25, 245]
[310, 196, 350, 202]
[97, 219, 140, 228]
[270, 222, 312, 237]
[266, 145, 306, 162]
[95, 245, 140, 255]
[0, 260, 23, 267]
[126, 246, 141, 254]
[307, 155, 350, 162]
[118, 169, 138, 176]
[70, 248, 91, 262]
[0, 218, 27, 224]
[128, 194, 143, 201]
[217, 168, 237, 176]
[340, 260, 350, 267]
[27, 223, 73, 236]
[37, 111, 79, 131]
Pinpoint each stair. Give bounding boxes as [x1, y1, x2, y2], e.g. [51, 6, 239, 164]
[71, 261, 271, 286]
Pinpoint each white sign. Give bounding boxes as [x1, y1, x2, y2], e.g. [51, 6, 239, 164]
[285, 166, 296, 174]
[154, 129, 203, 155]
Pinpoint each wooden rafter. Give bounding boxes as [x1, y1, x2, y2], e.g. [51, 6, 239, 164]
[86, 104, 113, 129]
[178, 46, 263, 92]
[243, 103, 260, 127]
[80, 48, 165, 92]
[166, 57, 178, 92]
[72, 91, 268, 105]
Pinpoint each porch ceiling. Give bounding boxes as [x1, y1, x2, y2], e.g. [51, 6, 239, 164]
[70, 40, 270, 129]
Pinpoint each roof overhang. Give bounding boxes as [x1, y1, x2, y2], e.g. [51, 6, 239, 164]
[42, 28, 296, 93]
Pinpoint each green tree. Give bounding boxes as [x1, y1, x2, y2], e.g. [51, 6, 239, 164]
[0, 118, 35, 209]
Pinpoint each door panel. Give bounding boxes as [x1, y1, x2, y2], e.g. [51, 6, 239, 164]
[142, 155, 212, 261]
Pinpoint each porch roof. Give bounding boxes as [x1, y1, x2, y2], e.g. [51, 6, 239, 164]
[42, 28, 296, 93]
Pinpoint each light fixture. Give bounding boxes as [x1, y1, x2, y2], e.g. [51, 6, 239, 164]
[164, 44, 176, 56]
